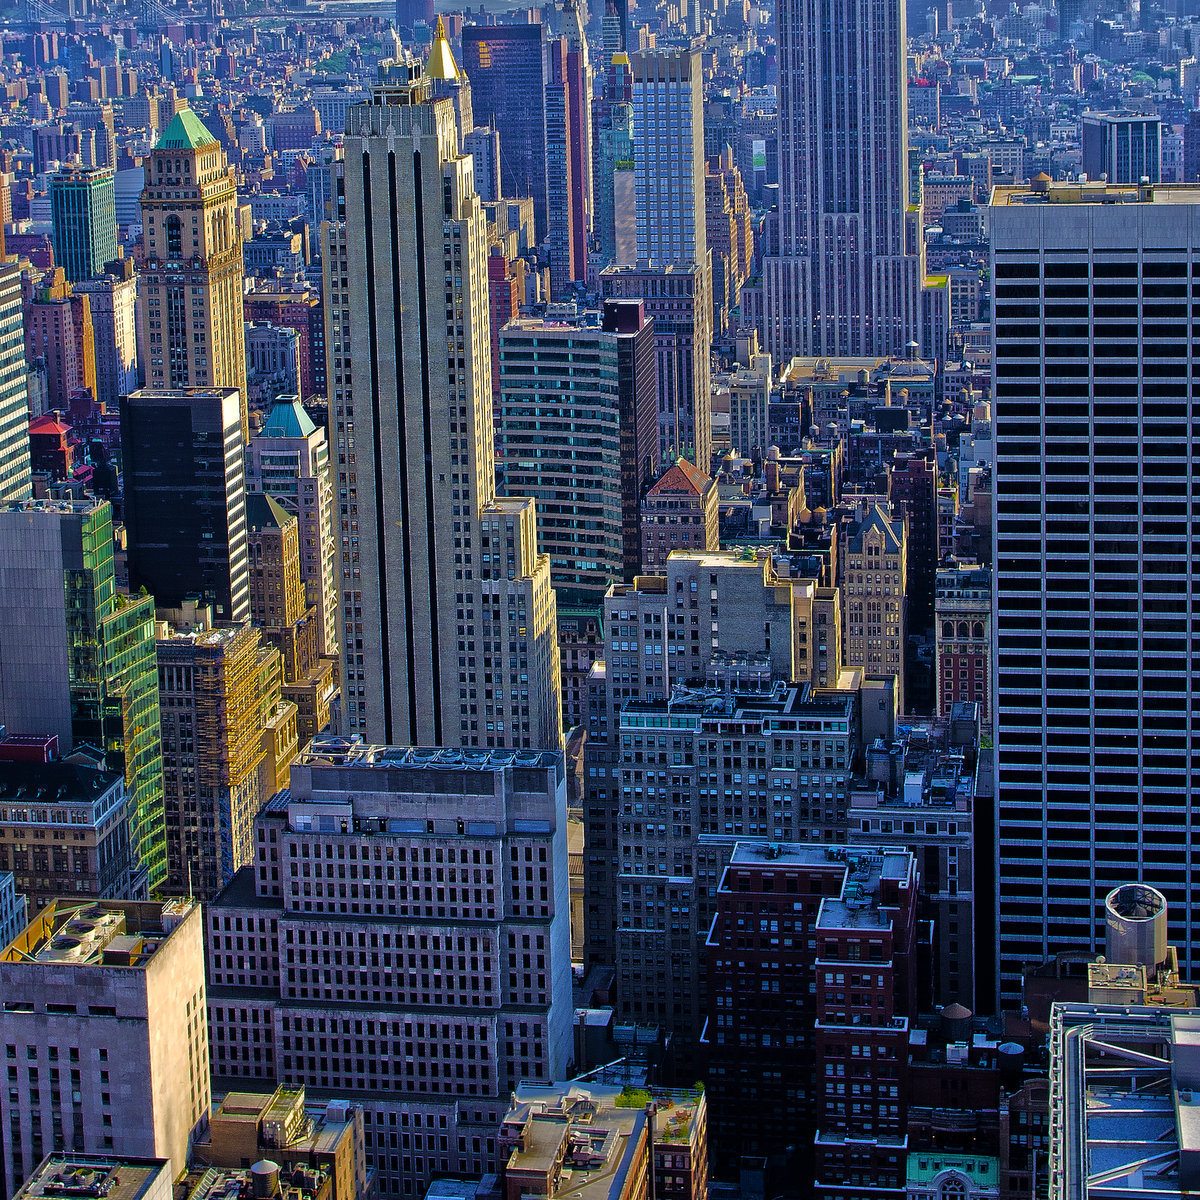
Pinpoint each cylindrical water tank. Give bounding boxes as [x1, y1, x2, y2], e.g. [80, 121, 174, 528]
[998, 1041, 1024, 1083]
[1105, 884, 1168, 970]
[251, 1161, 280, 1199]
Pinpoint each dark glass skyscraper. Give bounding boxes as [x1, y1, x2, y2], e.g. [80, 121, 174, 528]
[120, 387, 249, 624]
[462, 24, 549, 239]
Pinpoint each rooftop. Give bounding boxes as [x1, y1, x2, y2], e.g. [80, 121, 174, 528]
[257, 395, 318, 440]
[297, 738, 561, 773]
[1, 898, 195, 969]
[0, 760, 123, 808]
[992, 181, 1200, 206]
[1049, 1006, 1200, 1200]
[13, 1155, 171, 1200]
[155, 108, 219, 151]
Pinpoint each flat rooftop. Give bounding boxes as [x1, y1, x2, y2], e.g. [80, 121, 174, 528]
[296, 739, 561, 773]
[1050, 1006, 1200, 1200]
[13, 1155, 170, 1200]
[1, 898, 194, 969]
[992, 181, 1200, 206]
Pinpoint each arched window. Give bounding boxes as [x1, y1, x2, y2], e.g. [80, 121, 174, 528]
[972, 621, 984, 639]
[166, 215, 182, 259]
[957, 621, 969, 638]
[938, 1175, 969, 1200]
[942, 621, 953, 638]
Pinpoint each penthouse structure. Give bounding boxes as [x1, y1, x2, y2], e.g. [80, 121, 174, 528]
[205, 739, 572, 1199]
[0, 899, 208, 1193]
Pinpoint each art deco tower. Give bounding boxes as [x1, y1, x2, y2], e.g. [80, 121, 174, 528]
[325, 56, 562, 751]
[139, 110, 249, 439]
[762, 0, 919, 358]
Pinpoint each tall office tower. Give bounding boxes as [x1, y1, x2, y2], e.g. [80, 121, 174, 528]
[889, 447, 938, 635]
[139, 110, 249, 440]
[582, 551, 840, 970]
[156, 614, 295, 901]
[630, 51, 706, 270]
[706, 151, 755, 336]
[246, 494, 337, 744]
[204, 740, 573, 1200]
[840, 502, 908, 713]
[497, 305, 658, 607]
[704, 845, 917, 1180]
[0, 759, 144, 911]
[601, 263, 712, 469]
[497, 303, 657, 727]
[0, 263, 31, 502]
[74, 258, 138, 410]
[849, 742, 977, 1007]
[24, 268, 98, 419]
[324, 63, 561, 750]
[0, 871, 24, 951]
[989, 180, 1200, 1004]
[121, 387, 250, 624]
[544, 38, 580, 299]
[813, 850, 918, 1198]
[243, 286, 323, 403]
[0, 498, 166, 891]
[564, 0, 593, 266]
[246, 394, 339, 660]
[1082, 111, 1162, 184]
[0, 898, 208, 1195]
[49, 166, 118, 283]
[762, 0, 919, 359]
[593, 55, 635, 268]
[462, 25, 550, 240]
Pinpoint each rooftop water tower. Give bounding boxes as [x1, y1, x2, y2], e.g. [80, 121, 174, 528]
[1105, 883, 1168, 973]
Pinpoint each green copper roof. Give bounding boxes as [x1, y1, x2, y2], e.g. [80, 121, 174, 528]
[247, 491, 294, 532]
[259, 394, 318, 440]
[155, 109, 219, 150]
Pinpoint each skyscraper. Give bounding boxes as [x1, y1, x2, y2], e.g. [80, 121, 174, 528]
[1082, 111, 1162, 184]
[139, 110, 249, 439]
[462, 25, 549, 240]
[0, 263, 31, 502]
[49, 165, 118, 283]
[990, 179, 1200, 1005]
[601, 262, 712, 469]
[497, 303, 658, 607]
[763, 0, 919, 358]
[630, 50, 706, 269]
[324, 60, 561, 750]
[121, 387, 250, 624]
[0, 499, 166, 891]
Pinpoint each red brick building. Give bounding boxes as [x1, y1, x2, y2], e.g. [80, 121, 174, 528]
[934, 561, 990, 719]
